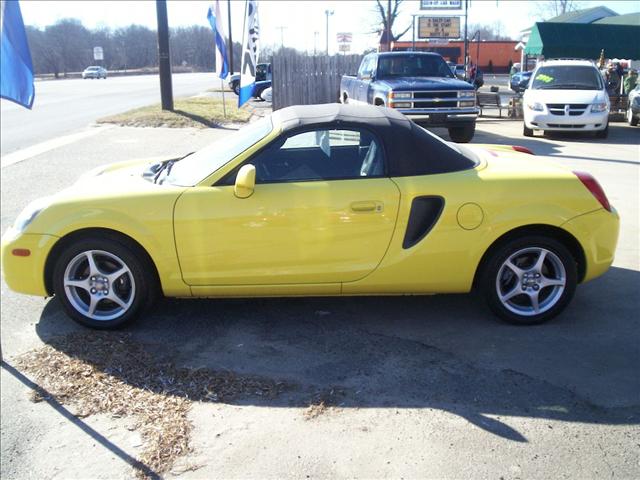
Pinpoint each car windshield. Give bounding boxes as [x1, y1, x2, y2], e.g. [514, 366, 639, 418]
[531, 66, 603, 90]
[377, 55, 454, 78]
[87, 67, 100, 71]
[162, 118, 273, 186]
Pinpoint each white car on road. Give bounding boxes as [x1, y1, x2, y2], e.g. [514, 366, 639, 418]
[523, 59, 609, 138]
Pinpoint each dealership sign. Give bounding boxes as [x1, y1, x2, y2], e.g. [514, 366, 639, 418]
[418, 16, 461, 39]
[336, 32, 352, 43]
[420, 0, 462, 10]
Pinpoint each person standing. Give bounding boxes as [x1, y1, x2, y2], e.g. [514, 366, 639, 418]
[624, 69, 638, 95]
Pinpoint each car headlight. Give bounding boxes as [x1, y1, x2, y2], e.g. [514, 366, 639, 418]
[13, 197, 50, 233]
[392, 102, 412, 109]
[458, 91, 475, 98]
[459, 100, 476, 107]
[527, 102, 544, 111]
[391, 92, 412, 99]
[591, 103, 608, 113]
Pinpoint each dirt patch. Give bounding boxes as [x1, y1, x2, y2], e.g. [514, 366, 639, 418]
[303, 387, 347, 420]
[15, 332, 289, 478]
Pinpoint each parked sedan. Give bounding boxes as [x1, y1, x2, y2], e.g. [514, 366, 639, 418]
[82, 66, 107, 79]
[510, 71, 532, 93]
[1, 104, 618, 329]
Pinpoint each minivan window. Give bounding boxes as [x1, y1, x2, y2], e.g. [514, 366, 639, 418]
[531, 66, 603, 90]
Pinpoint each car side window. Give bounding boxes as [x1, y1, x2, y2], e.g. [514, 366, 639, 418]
[219, 128, 385, 185]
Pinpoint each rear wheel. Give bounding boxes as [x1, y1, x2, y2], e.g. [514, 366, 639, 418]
[480, 236, 577, 325]
[448, 123, 475, 143]
[53, 237, 158, 329]
[231, 81, 240, 96]
[523, 124, 534, 137]
[627, 108, 638, 126]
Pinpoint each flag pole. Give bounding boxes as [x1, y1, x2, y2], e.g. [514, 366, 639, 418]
[227, 0, 234, 75]
[221, 78, 227, 118]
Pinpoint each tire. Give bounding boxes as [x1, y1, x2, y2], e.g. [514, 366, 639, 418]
[448, 123, 475, 143]
[232, 81, 240, 96]
[523, 124, 534, 137]
[479, 236, 577, 325]
[595, 123, 609, 139]
[628, 108, 639, 126]
[52, 236, 158, 329]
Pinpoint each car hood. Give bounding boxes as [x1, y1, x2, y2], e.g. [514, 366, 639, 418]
[524, 89, 607, 104]
[378, 76, 473, 91]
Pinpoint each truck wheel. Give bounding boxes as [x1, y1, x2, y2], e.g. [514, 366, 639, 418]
[448, 123, 475, 143]
[523, 124, 534, 137]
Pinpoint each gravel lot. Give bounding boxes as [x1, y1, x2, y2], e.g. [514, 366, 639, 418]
[1, 117, 639, 479]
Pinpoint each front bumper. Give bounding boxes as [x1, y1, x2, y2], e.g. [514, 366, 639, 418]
[561, 208, 620, 283]
[1, 229, 59, 296]
[395, 109, 478, 126]
[525, 110, 608, 131]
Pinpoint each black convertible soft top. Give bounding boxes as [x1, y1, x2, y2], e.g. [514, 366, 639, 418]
[271, 103, 476, 177]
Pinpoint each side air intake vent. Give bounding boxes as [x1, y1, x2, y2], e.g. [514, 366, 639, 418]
[402, 196, 445, 249]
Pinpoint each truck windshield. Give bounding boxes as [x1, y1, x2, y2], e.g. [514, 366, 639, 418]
[377, 55, 454, 78]
[531, 66, 603, 90]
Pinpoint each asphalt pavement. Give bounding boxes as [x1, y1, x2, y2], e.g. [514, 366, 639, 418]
[0, 73, 224, 155]
[1, 118, 639, 479]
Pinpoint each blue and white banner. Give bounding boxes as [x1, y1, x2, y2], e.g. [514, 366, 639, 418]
[238, 0, 259, 107]
[0, 0, 35, 109]
[207, 0, 229, 80]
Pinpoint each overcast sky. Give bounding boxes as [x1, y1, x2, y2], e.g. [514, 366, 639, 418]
[19, 0, 640, 54]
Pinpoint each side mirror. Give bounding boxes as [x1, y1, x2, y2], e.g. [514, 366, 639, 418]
[234, 164, 256, 198]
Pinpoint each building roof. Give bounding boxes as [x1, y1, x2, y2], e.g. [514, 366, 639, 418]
[594, 12, 640, 25]
[546, 5, 617, 23]
[525, 22, 640, 59]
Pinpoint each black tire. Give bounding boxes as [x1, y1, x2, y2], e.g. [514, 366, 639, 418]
[232, 81, 240, 96]
[523, 124, 534, 137]
[448, 123, 475, 143]
[479, 235, 577, 325]
[52, 236, 158, 329]
[595, 123, 609, 138]
[627, 108, 638, 126]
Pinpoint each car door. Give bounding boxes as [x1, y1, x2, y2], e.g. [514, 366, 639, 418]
[173, 127, 400, 286]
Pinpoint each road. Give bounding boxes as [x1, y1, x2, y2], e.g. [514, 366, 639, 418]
[1, 119, 638, 479]
[0, 73, 222, 155]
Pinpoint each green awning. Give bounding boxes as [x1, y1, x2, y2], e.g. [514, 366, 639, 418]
[525, 22, 640, 59]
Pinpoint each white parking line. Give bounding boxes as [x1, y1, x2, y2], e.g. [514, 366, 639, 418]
[1, 125, 115, 169]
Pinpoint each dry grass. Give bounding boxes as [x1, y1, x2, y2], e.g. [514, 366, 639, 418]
[96, 96, 251, 128]
[16, 332, 288, 478]
[303, 387, 346, 420]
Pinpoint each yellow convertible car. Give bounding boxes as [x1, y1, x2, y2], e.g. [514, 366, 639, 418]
[1, 104, 619, 328]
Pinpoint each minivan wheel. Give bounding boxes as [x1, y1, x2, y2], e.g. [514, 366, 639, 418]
[480, 236, 577, 325]
[53, 237, 157, 329]
[523, 124, 534, 137]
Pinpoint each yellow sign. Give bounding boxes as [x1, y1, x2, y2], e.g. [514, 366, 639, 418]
[418, 16, 461, 39]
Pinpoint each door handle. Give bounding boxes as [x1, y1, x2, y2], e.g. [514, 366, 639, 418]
[351, 201, 383, 213]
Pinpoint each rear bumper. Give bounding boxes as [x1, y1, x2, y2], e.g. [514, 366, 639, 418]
[561, 208, 620, 283]
[1, 229, 58, 296]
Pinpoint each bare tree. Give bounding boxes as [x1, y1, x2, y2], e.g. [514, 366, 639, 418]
[534, 0, 583, 20]
[467, 22, 513, 41]
[371, 0, 412, 42]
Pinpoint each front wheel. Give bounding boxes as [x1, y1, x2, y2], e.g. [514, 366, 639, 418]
[595, 123, 609, 138]
[479, 236, 577, 325]
[53, 237, 157, 329]
[523, 124, 534, 137]
[448, 123, 475, 143]
[231, 81, 240, 96]
[628, 108, 638, 126]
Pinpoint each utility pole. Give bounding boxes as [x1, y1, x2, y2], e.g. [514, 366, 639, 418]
[277, 26, 287, 49]
[325, 9, 334, 55]
[227, 0, 234, 74]
[387, 0, 392, 52]
[314, 31, 319, 55]
[411, 14, 417, 51]
[156, 0, 173, 111]
[463, 0, 469, 80]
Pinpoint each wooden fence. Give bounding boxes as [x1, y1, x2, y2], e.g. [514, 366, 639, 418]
[272, 52, 364, 110]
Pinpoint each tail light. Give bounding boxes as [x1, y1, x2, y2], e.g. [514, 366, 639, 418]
[573, 171, 611, 212]
[512, 145, 534, 155]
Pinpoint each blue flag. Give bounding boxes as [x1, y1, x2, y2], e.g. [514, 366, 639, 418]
[239, 0, 259, 107]
[207, 0, 229, 80]
[0, 0, 35, 109]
